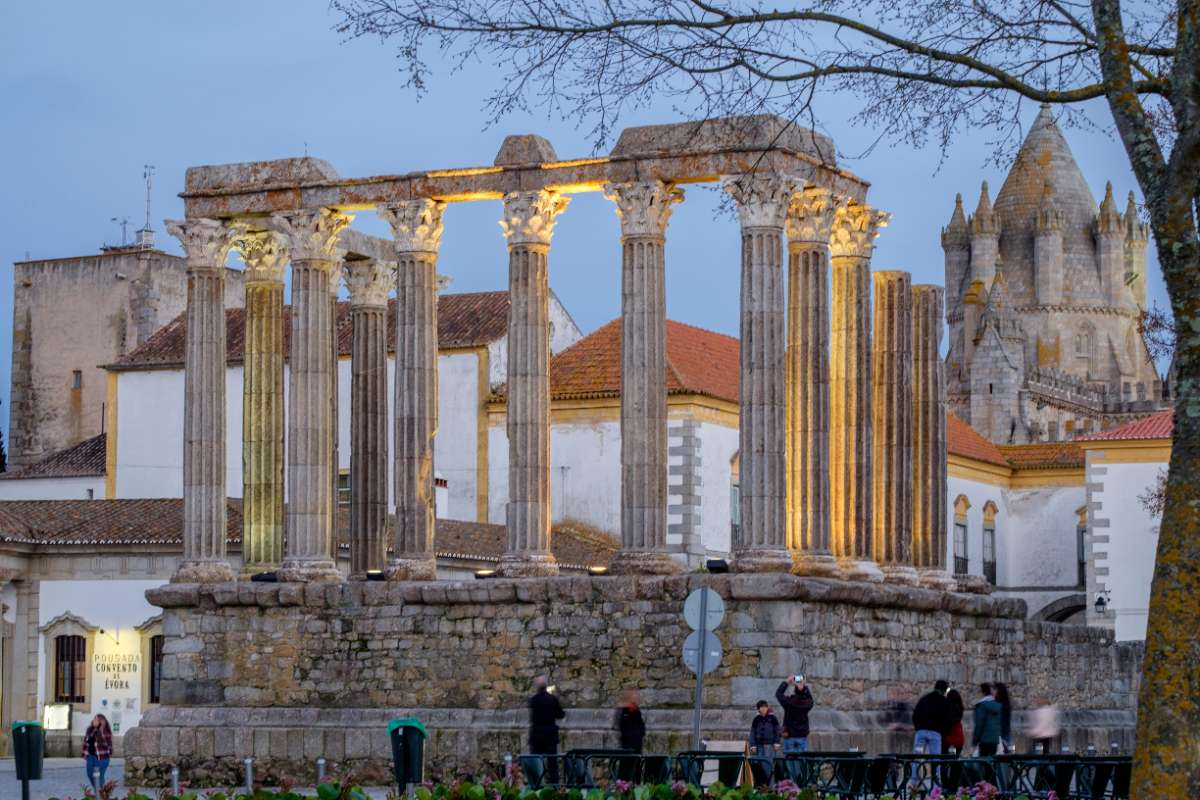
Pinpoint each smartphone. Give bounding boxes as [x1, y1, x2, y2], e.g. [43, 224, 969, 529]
[794, 674, 805, 683]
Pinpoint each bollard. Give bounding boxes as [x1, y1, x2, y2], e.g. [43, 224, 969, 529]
[170, 766, 181, 796]
[1086, 744, 1097, 756]
[244, 757, 254, 795]
[503, 753, 514, 782]
[317, 757, 327, 784]
[1034, 743, 1043, 755]
[1110, 742, 1120, 755]
[1061, 745, 1071, 754]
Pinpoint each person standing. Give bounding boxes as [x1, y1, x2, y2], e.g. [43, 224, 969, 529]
[82, 714, 113, 790]
[615, 688, 646, 752]
[994, 682, 1013, 753]
[749, 700, 781, 757]
[529, 676, 566, 784]
[972, 683, 1003, 757]
[943, 689, 966, 755]
[1028, 699, 1060, 754]
[912, 679, 949, 756]
[775, 675, 815, 753]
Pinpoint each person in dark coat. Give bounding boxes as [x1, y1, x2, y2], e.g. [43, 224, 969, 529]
[529, 676, 566, 783]
[775, 675, 815, 753]
[749, 700, 781, 756]
[972, 683, 1004, 756]
[994, 682, 1013, 752]
[943, 690, 966, 754]
[912, 679, 950, 756]
[615, 688, 646, 752]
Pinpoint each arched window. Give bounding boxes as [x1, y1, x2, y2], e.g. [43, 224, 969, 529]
[729, 451, 741, 547]
[953, 495, 971, 575]
[40, 612, 96, 708]
[982, 501, 999, 585]
[1076, 323, 1095, 363]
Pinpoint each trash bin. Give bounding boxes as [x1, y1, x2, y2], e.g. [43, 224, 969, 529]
[12, 721, 44, 781]
[388, 718, 427, 789]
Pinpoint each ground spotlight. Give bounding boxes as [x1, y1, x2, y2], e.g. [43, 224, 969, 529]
[249, 571, 279, 582]
[475, 568, 498, 580]
[587, 565, 609, 576]
[366, 569, 386, 582]
[706, 559, 730, 574]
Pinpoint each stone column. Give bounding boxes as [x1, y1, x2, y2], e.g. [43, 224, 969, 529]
[872, 270, 919, 584]
[378, 200, 447, 581]
[344, 257, 393, 577]
[912, 284, 954, 589]
[232, 230, 288, 576]
[603, 181, 684, 575]
[785, 188, 840, 577]
[498, 190, 570, 577]
[829, 203, 889, 582]
[269, 208, 352, 582]
[724, 173, 796, 573]
[166, 218, 238, 583]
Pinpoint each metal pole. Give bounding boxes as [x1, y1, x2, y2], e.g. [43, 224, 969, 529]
[244, 757, 254, 795]
[21, 778, 30, 800]
[317, 757, 327, 784]
[691, 587, 709, 750]
[171, 766, 181, 795]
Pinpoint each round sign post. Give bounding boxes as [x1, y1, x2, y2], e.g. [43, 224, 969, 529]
[682, 587, 725, 750]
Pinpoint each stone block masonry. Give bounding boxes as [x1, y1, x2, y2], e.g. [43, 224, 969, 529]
[125, 576, 1140, 786]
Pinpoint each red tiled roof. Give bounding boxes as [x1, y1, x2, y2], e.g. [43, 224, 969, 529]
[947, 415, 1008, 467]
[529, 317, 739, 403]
[0, 434, 106, 480]
[997, 441, 1084, 470]
[110, 291, 511, 370]
[1077, 409, 1174, 442]
[0, 499, 616, 568]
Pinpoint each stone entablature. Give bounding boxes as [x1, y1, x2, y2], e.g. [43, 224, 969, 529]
[124, 575, 1140, 785]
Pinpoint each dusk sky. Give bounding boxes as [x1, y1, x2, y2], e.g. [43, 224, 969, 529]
[0, 2, 1167, 439]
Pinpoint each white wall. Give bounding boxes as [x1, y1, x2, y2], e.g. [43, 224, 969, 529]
[435, 352, 482, 521]
[1003, 485, 1084, 590]
[1090, 457, 1162, 640]
[37, 579, 163, 736]
[696, 419, 739, 556]
[0, 476, 105, 501]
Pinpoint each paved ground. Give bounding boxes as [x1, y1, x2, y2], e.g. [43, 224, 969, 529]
[0, 758, 399, 799]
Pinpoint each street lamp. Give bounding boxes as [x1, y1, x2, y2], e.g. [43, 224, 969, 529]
[1094, 591, 1110, 615]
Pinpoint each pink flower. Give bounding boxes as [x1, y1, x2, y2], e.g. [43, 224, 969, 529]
[929, 788, 942, 800]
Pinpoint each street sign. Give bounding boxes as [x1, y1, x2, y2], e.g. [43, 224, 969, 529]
[682, 629, 723, 674]
[683, 588, 725, 631]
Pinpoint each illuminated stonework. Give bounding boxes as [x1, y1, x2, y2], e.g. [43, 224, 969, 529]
[499, 190, 570, 246]
[603, 180, 683, 238]
[378, 199, 446, 254]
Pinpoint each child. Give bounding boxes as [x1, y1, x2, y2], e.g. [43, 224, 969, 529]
[750, 700, 781, 756]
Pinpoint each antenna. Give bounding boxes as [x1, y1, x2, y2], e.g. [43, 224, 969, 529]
[137, 165, 156, 249]
[111, 216, 131, 245]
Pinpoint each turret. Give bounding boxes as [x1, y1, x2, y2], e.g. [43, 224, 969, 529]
[942, 193, 970, 304]
[1123, 191, 1150, 309]
[969, 268, 1026, 443]
[1033, 179, 1064, 305]
[968, 181, 1000, 289]
[1095, 181, 1127, 307]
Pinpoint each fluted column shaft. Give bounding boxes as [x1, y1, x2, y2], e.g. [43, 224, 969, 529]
[830, 203, 889, 582]
[167, 218, 237, 583]
[786, 190, 838, 577]
[379, 200, 446, 581]
[725, 175, 795, 573]
[270, 209, 352, 582]
[345, 258, 392, 577]
[872, 271, 918, 584]
[604, 181, 683, 574]
[913, 284, 954, 589]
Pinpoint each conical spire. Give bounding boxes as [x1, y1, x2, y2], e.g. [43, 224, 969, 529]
[1124, 191, 1149, 242]
[1035, 178, 1062, 233]
[969, 181, 999, 235]
[1096, 181, 1123, 235]
[941, 192, 970, 248]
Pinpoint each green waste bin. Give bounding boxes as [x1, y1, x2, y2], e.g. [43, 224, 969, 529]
[12, 721, 44, 781]
[388, 718, 427, 790]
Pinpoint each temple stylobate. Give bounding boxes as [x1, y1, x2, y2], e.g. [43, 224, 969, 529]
[166, 115, 950, 583]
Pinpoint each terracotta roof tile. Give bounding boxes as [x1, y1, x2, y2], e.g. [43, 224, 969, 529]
[0, 499, 615, 568]
[0, 434, 106, 480]
[997, 441, 1084, 470]
[947, 414, 1008, 467]
[110, 291, 510, 370]
[1077, 408, 1174, 441]
[533, 317, 740, 402]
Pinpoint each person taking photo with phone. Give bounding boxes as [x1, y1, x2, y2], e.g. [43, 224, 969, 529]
[775, 674, 815, 753]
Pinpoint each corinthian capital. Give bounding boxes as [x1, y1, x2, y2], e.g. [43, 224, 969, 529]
[378, 199, 447, 254]
[233, 229, 289, 284]
[267, 208, 353, 262]
[723, 173, 799, 229]
[344, 258, 394, 308]
[786, 187, 842, 245]
[603, 181, 684, 239]
[830, 203, 890, 260]
[499, 190, 571, 246]
[166, 218, 238, 269]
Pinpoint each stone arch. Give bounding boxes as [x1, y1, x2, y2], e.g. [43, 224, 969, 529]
[1032, 593, 1088, 623]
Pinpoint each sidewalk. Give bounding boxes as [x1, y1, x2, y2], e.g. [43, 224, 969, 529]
[0, 758, 398, 799]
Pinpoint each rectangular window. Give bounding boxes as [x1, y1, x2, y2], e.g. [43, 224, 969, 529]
[149, 634, 165, 704]
[337, 472, 351, 507]
[54, 635, 86, 704]
[983, 525, 997, 584]
[730, 483, 740, 547]
[953, 522, 968, 576]
[71, 370, 82, 390]
[1077, 525, 1088, 588]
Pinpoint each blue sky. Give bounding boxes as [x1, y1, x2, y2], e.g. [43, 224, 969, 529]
[0, 2, 1167, 439]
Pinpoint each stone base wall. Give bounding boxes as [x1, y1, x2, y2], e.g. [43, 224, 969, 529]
[125, 575, 1142, 786]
